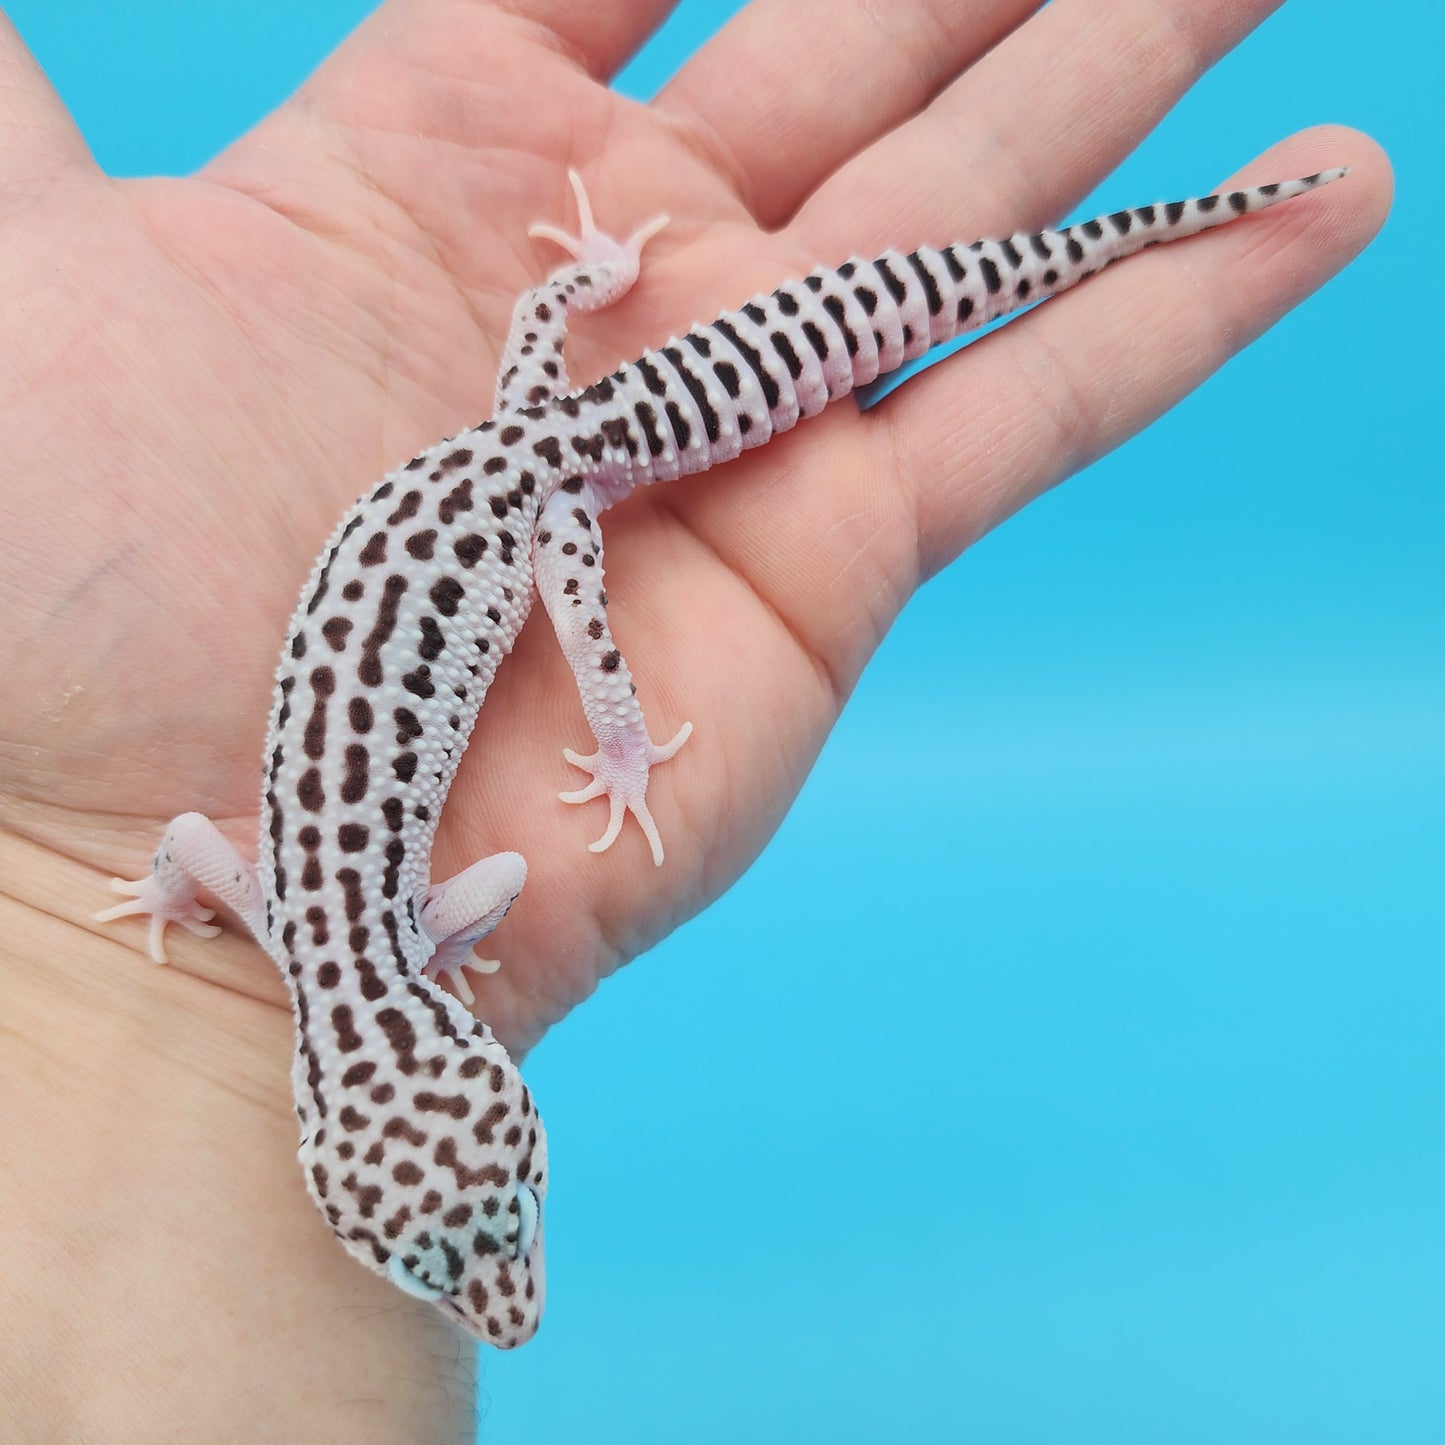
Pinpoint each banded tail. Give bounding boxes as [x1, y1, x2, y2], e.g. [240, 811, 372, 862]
[608, 168, 1347, 482]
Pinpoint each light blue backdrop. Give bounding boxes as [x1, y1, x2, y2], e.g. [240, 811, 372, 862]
[15, 3, 1440, 1440]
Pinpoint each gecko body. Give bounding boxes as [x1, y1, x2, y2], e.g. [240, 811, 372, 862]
[97, 166, 1345, 1346]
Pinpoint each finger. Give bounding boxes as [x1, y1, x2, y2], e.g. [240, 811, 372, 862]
[791, 0, 1284, 253]
[880, 127, 1390, 575]
[656, 0, 1043, 227]
[458, 0, 677, 81]
[0, 12, 93, 191]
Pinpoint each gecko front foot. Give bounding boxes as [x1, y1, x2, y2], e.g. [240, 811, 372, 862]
[95, 876, 221, 964]
[528, 168, 669, 294]
[560, 722, 693, 867]
[93, 812, 265, 963]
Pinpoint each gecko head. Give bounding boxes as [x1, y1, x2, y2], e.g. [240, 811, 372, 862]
[385, 1172, 547, 1349]
[301, 1040, 548, 1348]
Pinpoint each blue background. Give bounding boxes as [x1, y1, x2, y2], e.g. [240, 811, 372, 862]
[14, 2, 1440, 1439]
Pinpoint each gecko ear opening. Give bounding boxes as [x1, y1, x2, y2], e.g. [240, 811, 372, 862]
[515, 1183, 540, 1258]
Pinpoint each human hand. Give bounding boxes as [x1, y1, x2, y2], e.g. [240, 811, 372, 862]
[0, 0, 1387, 1430]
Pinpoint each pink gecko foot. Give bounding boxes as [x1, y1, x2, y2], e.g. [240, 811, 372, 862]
[560, 722, 693, 867]
[94, 812, 264, 964]
[95, 876, 221, 964]
[528, 168, 669, 295]
[418, 850, 526, 1005]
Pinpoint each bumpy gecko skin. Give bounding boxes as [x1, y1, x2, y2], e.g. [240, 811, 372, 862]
[96, 165, 1345, 1346]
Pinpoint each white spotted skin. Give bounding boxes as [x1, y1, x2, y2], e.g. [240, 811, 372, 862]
[99, 167, 1345, 1347]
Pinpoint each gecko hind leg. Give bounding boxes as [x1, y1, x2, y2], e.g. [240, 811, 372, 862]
[418, 851, 527, 1004]
[534, 481, 692, 867]
[95, 812, 265, 963]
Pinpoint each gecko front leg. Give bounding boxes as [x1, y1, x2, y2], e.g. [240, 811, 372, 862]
[95, 812, 266, 963]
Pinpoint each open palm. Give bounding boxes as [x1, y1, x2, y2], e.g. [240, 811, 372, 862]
[0, 0, 1386, 1426]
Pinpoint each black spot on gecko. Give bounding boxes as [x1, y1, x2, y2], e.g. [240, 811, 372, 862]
[377, 1007, 420, 1075]
[321, 617, 352, 652]
[820, 295, 859, 357]
[635, 355, 668, 397]
[801, 320, 828, 360]
[358, 574, 407, 687]
[1083, 218, 1105, 238]
[454, 533, 487, 568]
[348, 697, 373, 733]
[713, 360, 741, 397]
[979, 257, 1001, 295]
[401, 665, 435, 698]
[306, 905, 328, 946]
[394, 708, 422, 741]
[387, 490, 422, 525]
[336, 867, 365, 921]
[600, 650, 621, 672]
[600, 417, 634, 455]
[303, 666, 334, 761]
[664, 401, 691, 449]
[441, 448, 473, 471]
[338, 823, 369, 853]
[418, 616, 445, 661]
[438, 478, 473, 525]
[429, 577, 464, 617]
[873, 258, 908, 304]
[941, 247, 966, 281]
[394, 752, 418, 783]
[905, 251, 943, 314]
[332, 1005, 364, 1053]
[1166, 200, 1186, 224]
[532, 436, 562, 468]
[769, 330, 803, 381]
[405, 530, 437, 560]
[341, 744, 369, 804]
[664, 346, 721, 442]
[298, 767, 325, 812]
[713, 318, 780, 409]
[634, 401, 666, 456]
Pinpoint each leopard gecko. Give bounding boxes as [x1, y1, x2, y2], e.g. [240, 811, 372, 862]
[95, 164, 1346, 1347]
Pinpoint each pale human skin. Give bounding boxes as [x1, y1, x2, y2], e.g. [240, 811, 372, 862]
[0, 0, 1388, 1437]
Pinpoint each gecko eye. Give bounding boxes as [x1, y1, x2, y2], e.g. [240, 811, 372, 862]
[515, 1184, 540, 1258]
[388, 1253, 445, 1301]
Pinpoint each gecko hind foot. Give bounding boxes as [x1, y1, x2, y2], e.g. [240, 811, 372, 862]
[560, 721, 693, 867]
